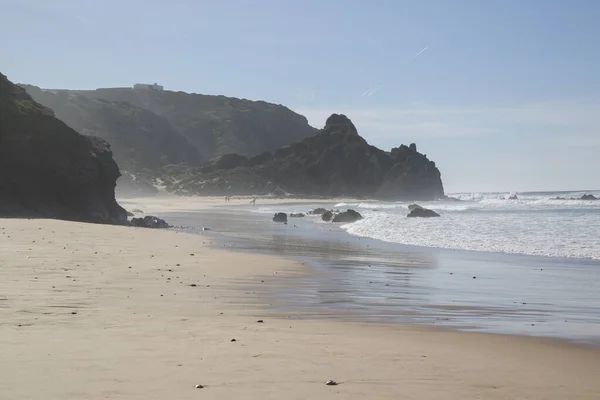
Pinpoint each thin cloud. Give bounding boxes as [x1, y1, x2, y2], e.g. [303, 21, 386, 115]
[411, 46, 429, 60]
[367, 85, 384, 97]
[361, 85, 384, 97]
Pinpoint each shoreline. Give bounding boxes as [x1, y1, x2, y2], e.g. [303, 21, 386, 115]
[159, 201, 600, 347]
[121, 194, 600, 263]
[1, 218, 600, 399]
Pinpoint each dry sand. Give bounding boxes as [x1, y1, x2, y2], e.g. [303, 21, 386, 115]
[1, 218, 599, 399]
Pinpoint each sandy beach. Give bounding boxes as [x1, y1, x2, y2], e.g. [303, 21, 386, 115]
[1, 217, 599, 400]
[118, 195, 365, 215]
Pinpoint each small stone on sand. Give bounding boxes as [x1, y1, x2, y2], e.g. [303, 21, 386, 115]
[195, 384, 204, 389]
[325, 380, 338, 386]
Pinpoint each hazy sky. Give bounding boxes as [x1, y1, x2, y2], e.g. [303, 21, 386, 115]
[3, 0, 599, 193]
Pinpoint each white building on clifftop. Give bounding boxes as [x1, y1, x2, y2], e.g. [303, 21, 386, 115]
[133, 83, 163, 91]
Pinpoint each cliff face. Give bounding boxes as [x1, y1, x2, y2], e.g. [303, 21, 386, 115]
[22, 85, 318, 164]
[0, 74, 127, 223]
[165, 114, 445, 200]
[81, 88, 319, 159]
[17, 83, 444, 200]
[22, 85, 201, 171]
[376, 143, 444, 200]
[22, 85, 318, 196]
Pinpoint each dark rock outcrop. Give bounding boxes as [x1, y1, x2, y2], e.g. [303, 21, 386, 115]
[322, 211, 334, 222]
[130, 215, 170, 228]
[332, 209, 363, 223]
[407, 208, 440, 218]
[273, 213, 288, 223]
[309, 208, 328, 215]
[166, 114, 444, 200]
[581, 194, 597, 200]
[375, 144, 444, 200]
[322, 113, 359, 136]
[290, 213, 305, 218]
[508, 195, 518, 200]
[0, 73, 127, 223]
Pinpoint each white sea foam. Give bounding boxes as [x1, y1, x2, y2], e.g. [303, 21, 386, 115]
[340, 191, 600, 260]
[248, 191, 600, 260]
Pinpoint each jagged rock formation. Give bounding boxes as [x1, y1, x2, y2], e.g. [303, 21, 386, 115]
[332, 209, 363, 223]
[0, 73, 127, 223]
[166, 114, 444, 200]
[272, 213, 288, 223]
[375, 143, 444, 200]
[308, 208, 328, 215]
[407, 208, 440, 218]
[130, 215, 170, 228]
[322, 211, 334, 221]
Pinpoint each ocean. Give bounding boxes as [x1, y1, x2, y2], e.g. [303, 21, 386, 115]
[264, 190, 600, 261]
[142, 190, 600, 345]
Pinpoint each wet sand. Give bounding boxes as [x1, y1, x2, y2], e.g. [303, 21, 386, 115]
[163, 205, 600, 346]
[1, 216, 600, 399]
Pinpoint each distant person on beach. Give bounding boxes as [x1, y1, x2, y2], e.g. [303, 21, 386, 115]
[250, 198, 256, 205]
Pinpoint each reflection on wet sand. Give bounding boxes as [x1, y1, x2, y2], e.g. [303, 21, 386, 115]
[167, 208, 600, 346]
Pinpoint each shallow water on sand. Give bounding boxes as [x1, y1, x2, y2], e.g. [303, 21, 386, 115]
[165, 206, 600, 346]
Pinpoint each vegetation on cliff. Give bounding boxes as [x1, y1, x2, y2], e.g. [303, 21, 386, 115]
[23, 85, 317, 164]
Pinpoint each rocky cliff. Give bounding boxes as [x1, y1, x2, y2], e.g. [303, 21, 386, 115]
[0, 73, 127, 223]
[22, 85, 318, 165]
[22, 85, 201, 172]
[165, 114, 445, 200]
[22, 85, 318, 196]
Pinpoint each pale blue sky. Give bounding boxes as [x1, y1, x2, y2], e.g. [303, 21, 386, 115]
[2, 0, 599, 192]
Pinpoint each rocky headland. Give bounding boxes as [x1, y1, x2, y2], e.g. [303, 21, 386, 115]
[166, 114, 445, 200]
[0, 73, 127, 224]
